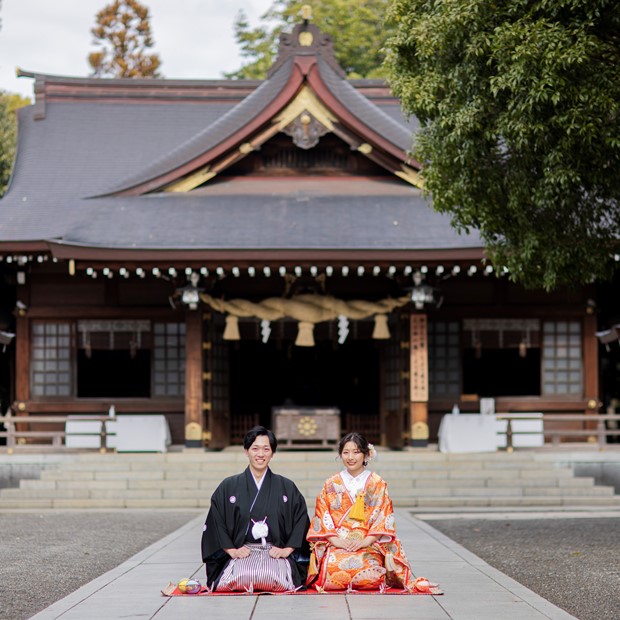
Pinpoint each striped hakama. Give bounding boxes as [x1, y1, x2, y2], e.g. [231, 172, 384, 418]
[216, 544, 295, 592]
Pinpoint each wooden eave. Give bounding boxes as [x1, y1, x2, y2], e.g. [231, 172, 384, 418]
[19, 70, 262, 121]
[0, 241, 50, 253]
[18, 69, 261, 119]
[42, 243, 485, 264]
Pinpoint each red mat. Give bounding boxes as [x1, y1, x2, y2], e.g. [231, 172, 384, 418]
[161, 582, 443, 596]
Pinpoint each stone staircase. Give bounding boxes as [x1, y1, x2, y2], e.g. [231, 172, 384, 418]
[1, 449, 620, 510]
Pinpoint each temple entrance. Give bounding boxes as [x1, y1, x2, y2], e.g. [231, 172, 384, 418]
[229, 339, 380, 443]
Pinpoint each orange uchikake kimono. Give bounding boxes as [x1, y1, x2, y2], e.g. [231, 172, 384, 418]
[306, 471, 414, 591]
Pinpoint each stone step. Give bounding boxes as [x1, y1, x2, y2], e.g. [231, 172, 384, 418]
[41, 460, 573, 480]
[43, 467, 579, 489]
[402, 476, 597, 488]
[55, 454, 574, 465]
[27, 474, 598, 494]
[2, 494, 620, 511]
[5, 482, 614, 502]
[412, 495, 620, 508]
[388, 486, 614, 499]
[2, 449, 620, 510]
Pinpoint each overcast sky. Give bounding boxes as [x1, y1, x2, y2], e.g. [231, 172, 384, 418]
[0, 0, 274, 99]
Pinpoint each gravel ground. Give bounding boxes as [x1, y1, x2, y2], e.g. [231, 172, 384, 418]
[0, 510, 200, 620]
[425, 517, 620, 620]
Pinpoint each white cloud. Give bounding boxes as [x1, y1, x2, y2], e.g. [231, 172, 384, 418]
[0, 0, 274, 98]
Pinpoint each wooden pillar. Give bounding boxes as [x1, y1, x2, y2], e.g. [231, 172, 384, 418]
[583, 313, 600, 436]
[184, 309, 204, 448]
[14, 313, 29, 410]
[409, 313, 429, 447]
[14, 277, 30, 411]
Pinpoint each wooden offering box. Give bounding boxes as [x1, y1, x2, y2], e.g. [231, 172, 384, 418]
[272, 407, 341, 448]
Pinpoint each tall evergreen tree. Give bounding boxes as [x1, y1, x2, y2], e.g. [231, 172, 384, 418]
[88, 0, 162, 78]
[0, 92, 31, 197]
[386, 0, 620, 290]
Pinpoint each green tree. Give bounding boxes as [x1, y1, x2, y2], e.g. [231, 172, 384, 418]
[386, 0, 620, 290]
[0, 92, 31, 197]
[228, 0, 391, 79]
[88, 0, 162, 78]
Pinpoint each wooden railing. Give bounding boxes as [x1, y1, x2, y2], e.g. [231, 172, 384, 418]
[3, 409, 620, 453]
[496, 413, 620, 451]
[0, 408, 115, 453]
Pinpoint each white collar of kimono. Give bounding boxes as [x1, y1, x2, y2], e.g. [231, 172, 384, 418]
[340, 468, 371, 497]
[252, 471, 267, 490]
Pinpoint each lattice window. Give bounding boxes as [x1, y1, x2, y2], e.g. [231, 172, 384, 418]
[153, 322, 186, 397]
[428, 321, 461, 397]
[31, 322, 73, 397]
[542, 321, 582, 396]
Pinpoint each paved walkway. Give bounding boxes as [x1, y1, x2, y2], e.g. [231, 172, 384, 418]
[31, 510, 577, 620]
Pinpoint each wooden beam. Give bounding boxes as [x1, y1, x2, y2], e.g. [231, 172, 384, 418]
[47, 244, 486, 263]
[583, 314, 599, 406]
[15, 315, 29, 406]
[583, 313, 600, 436]
[19, 400, 183, 413]
[15, 280, 31, 406]
[25, 307, 180, 319]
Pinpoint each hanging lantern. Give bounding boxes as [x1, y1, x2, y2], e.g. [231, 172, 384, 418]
[408, 271, 441, 310]
[176, 272, 202, 310]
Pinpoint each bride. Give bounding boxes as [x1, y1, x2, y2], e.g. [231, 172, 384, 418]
[306, 432, 415, 591]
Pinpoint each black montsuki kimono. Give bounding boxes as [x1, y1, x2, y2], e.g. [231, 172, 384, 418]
[201, 467, 310, 589]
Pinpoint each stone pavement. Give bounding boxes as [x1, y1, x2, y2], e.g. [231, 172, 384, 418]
[31, 509, 577, 620]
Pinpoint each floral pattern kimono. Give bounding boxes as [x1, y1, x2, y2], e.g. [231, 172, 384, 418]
[306, 471, 414, 591]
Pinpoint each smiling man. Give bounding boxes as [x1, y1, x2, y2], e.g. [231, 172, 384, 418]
[201, 426, 310, 592]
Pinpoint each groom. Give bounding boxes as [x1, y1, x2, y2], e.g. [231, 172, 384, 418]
[201, 425, 310, 591]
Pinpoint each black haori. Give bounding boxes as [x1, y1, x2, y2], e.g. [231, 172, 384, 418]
[201, 467, 310, 591]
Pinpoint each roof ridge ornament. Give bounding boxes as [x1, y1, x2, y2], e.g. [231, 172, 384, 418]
[298, 6, 313, 46]
[301, 5, 312, 22]
[267, 12, 345, 79]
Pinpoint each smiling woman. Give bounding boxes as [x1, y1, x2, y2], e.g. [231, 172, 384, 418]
[306, 432, 416, 591]
[200, 425, 310, 592]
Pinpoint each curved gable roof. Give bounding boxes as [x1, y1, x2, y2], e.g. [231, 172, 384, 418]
[95, 23, 419, 197]
[314, 58, 413, 154]
[97, 57, 297, 196]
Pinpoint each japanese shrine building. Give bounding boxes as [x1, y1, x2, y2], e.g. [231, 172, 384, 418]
[0, 20, 599, 449]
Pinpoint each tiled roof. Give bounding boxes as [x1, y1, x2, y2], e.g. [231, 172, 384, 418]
[0, 56, 482, 254]
[98, 58, 295, 195]
[315, 58, 414, 153]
